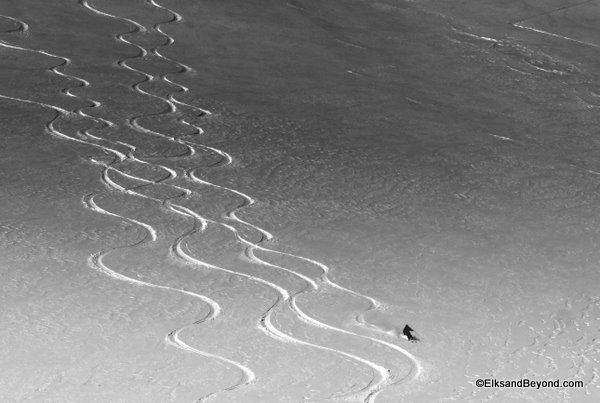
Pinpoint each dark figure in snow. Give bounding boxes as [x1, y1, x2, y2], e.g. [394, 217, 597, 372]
[402, 325, 419, 342]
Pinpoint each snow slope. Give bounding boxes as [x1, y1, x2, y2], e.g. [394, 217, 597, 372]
[1, 0, 599, 401]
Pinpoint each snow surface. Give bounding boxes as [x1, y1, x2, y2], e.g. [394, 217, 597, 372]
[1, 0, 599, 401]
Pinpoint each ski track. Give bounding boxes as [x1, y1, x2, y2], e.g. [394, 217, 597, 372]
[2, 2, 423, 400]
[1, 12, 254, 400]
[143, 0, 423, 394]
[74, 1, 394, 400]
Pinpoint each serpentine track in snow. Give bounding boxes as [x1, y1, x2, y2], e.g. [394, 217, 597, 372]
[2, 3, 423, 400]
